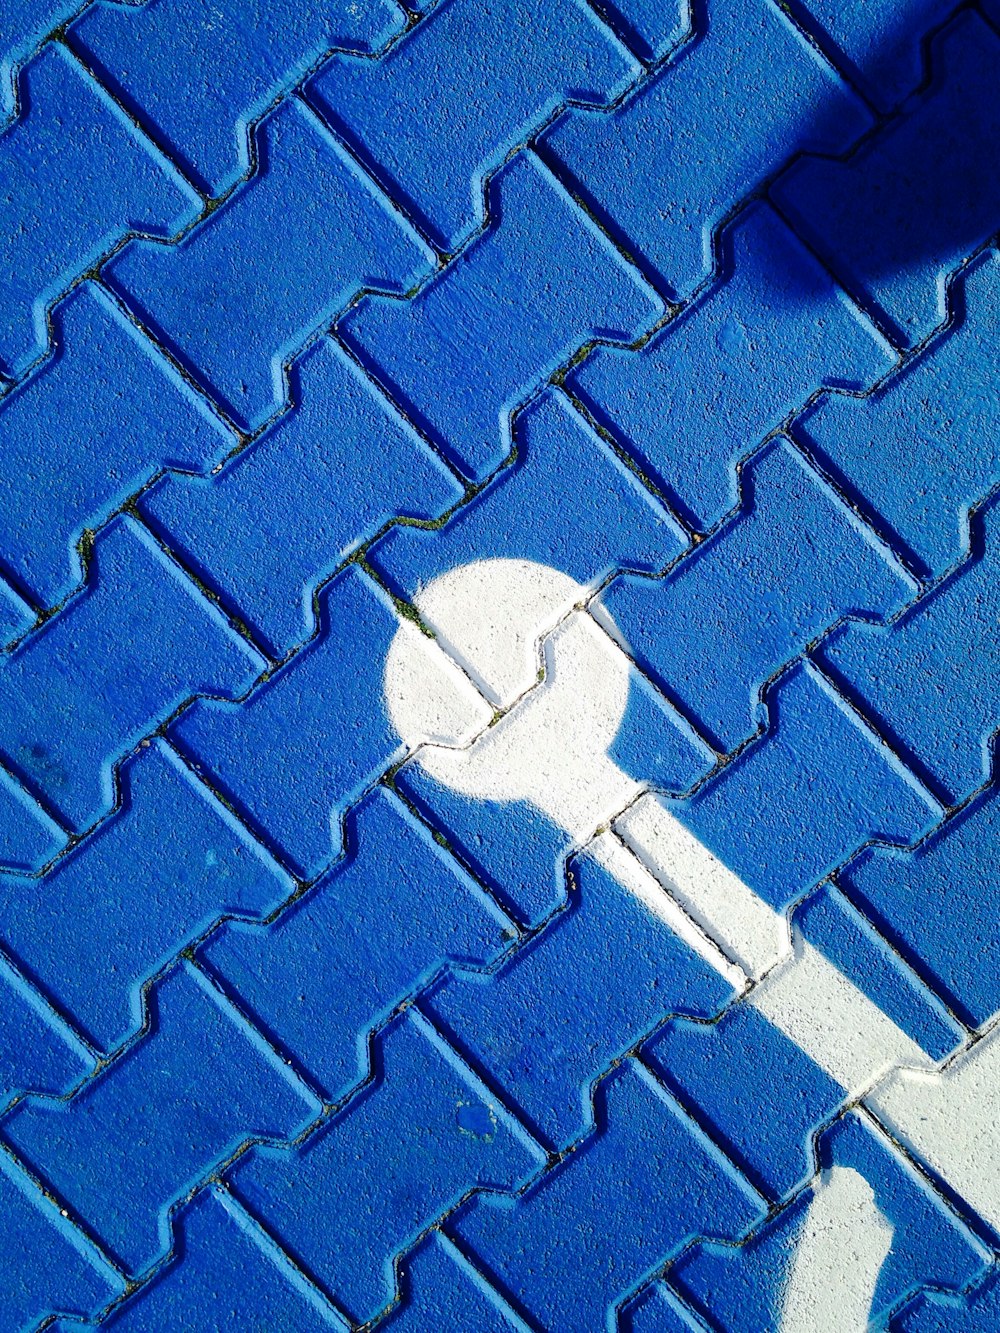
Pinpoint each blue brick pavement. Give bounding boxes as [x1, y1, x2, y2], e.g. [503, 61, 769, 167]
[1, 0, 1000, 1327]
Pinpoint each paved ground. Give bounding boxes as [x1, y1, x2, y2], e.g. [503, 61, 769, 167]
[0, 0, 999, 1327]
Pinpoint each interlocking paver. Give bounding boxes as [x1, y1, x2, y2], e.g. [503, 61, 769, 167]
[0, 515, 264, 833]
[425, 838, 734, 1151]
[0, 2, 78, 112]
[670, 1111, 989, 1329]
[68, 0, 406, 196]
[452, 1059, 767, 1332]
[106, 94, 432, 432]
[141, 335, 461, 658]
[0, 279, 234, 610]
[646, 879, 962, 1200]
[791, 0, 955, 113]
[171, 564, 487, 880]
[795, 248, 1000, 581]
[228, 1007, 546, 1326]
[772, 10, 1000, 349]
[538, 0, 872, 299]
[599, 437, 914, 751]
[0, 760, 63, 871]
[662, 661, 940, 913]
[568, 203, 896, 532]
[2, 960, 321, 1276]
[341, 150, 664, 481]
[374, 1230, 525, 1332]
[839, 779, 1000, 1028]
[0, 41, 199, 379]
[61, 1187, 346, 1330]
[368, 387, 687, 652]
[818, 499, 1000, 805]
[307, 0, 639, 252]
[0, 739, 294, 1053]
[201, 784, 514, 1102]
[0, 1151, 123, 1328]
[0, 955, 92, 1109]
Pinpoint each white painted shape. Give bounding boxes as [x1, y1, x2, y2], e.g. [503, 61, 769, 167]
[617, 792, 790, 980]
[384, 557, 935, 1154]
[408, 613, 640, 837]
[414, 557, 586, 708]
[382, 619, 494, 750]
[780, 1166, 893, 1333]
[590, 831, 747, 994]
[867, 1023, 1000, 1232]
[384, 557, 642, 837]
[751, 935, 930, 1095]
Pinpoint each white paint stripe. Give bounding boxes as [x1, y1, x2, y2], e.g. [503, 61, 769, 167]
[780, 1166, 893, 1333]
[750, 934, 931, 1094]
[617, 792, 790, 981]
[867, 1021, 1000, 1233]
[589, 832, 748, 995]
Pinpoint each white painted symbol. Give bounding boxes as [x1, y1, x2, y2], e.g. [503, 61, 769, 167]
[385, 557, 747, 985]
[383, 556, 1000, 1304]
[780, 1166, 893, 1332]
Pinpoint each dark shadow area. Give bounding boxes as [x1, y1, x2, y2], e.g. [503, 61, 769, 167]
[768, 0, 1000, 347]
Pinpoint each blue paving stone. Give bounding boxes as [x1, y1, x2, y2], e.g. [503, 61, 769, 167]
[2, 0, 997, 1318]
[599, 438, 913, 752]
[624, 1283, 705, 1333]
[105, 95, 432, 432]
[2, 961, 321, 1276]
[0, 1153, 123, 1327]
[170, 566, 411, 881]
[74, 1187, 346, 1331]
[668, 662, 940, 914]
[369, 388, 686, 607]
[200, 786, 514, 1102]
[538, 0, 871, 299]
[0, 42, 199, 379]
[0, 280, 235, 610]
[425, 840, 734, 1152]
[818, 497, 1000, 806]
[395, 655, 713, 928]
[308, 0, 638, 252]
[839, 781, 1000, 1030]
[0, 515, 265, 834]
[772, 10, 1000, 348]
[790, 0, 956, 113]
[0, 739, 294, 1054]
[0, 575, 32, 647]
[647, 984, 844, 1202]
[375, 1231, 524, 1332]
[671, 1111, 989, 1330]
[453, 1060, 767, 1332]
[228, 1008, 545, 1327]
[0, 956, 92, 1110]
[569, 203, 895, 533]
[389, 770, 575, 931]
[899, 1269, 1000, 1331]
[69, 0, 405, 197]
[141, 335, 461, 658]
[340, 150, 663, 482]
[795, 248, 1000, 581]
[598, 0, 690, 64]
[0, 762, 64, 873]
[0, 0, 76, 113]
